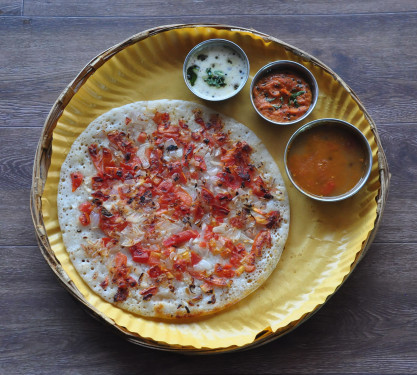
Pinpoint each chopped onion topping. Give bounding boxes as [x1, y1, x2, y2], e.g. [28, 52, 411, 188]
[193, 259, 211, 272]
[137, 142, 150, 169]
[90, 210, 100, 228]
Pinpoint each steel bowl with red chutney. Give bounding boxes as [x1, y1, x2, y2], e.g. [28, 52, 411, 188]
[250, 60, 318, 125]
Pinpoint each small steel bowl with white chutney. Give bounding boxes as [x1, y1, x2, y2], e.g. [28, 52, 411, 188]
[183, 39, 249, 101]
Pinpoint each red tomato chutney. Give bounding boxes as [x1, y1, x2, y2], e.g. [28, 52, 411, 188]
[252, 71, 312, 122]
[286, 125, 368, 197]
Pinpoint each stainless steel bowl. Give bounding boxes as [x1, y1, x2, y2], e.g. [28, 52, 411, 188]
[183, 39, 249, 101]
[250, 60, 318, 125]
[284, 118, 373, 202]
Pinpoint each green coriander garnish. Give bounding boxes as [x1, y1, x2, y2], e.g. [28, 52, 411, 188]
[272, 104, 282, 110]
[290, 91, 305, 100]
[186, 65, 200, 86]
[203, 68, 226, 88]
[289, 91, 305, 107]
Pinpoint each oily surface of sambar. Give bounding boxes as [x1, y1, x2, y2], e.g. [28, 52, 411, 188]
[287, 125, 367, 197]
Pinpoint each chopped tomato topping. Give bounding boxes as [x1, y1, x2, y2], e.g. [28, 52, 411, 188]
[140, 285, 158, 299]
[200, 187, 215, 204]
[114, 252, 127, 269]
[129, 243, 150, 264]
[173, 259, 187, 273]
[188, 269, 207, 281]
[161, 246, 174, 258]
[154, 112, 180, 138]
[111, 252, 137, 302]
[252, 230, 272, 257]
[251, 176, 273, 199]
[100, 277, 109, 289]
[214, 263, 235, 278]
[157, 124, 180, 138]
[207, 114, 224, 131]
[215, 192, 233, 202]
[153, 111, 170, 125]
[244, 253, 256, 273]
[265, 211, 281, 229]
[204, 274, 230, 287]
[152, 176, 162, 186]
[191, 251, 202, 266]
[212, 204, 230, 218]
[148, 265, 163, 278]
[70, 172, 83, 192]
[91, 191, 110, 203]
[191, 132, 201, 141]
[167, 161, 187, 184]
[99, 208, 128, 238]
[107, 130, 138, 155]
[88, 145, 117, 177]
[137, 131, 147, 143]
[91, 176, 109, 191]
[193, 155, 207, 171]
[102, 147, 116, 168]
[191, 203, 205, 221]
[104, 167, 123, 180]
[178, 120, 188, 129]
[203, 225, 218, 241]
[148, 251, 161, 265]
[79, 213, 90, 226]
[208, 238, 218, 254]
[213, 131, 228, 145]
[230, 243, 247, 267]
[158, 195, 175, 211]
[119, 161, 135, 172]
[221, 141, 252, 166]
[114, 288, 129, 302]
[172, 259, 187, 280]
[149, 148, 163, 172]
[230, 215, 245, 229]
[156, 179, 174, 194]
[101, 237, 112, 246]
[88, 144, 102, 172]
[216, 171, 241, 190]
[190, 171, 199, 180]
[125, 117, 132, 125]
[194, 110, 206, 127]
[78, 202, 94, 226]
[182, 143, 195, 166]
[175, 187, 193, 206]
[79, 202, 94, 214]
[163, 230, 199, 247]
[118, 186, 131, 201]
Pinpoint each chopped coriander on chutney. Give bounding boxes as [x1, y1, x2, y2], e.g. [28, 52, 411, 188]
[204, 68, 226, 88]
[252, 72, 312, 122]
[184, 40, 248, 100]
[186, 65, 200, 86]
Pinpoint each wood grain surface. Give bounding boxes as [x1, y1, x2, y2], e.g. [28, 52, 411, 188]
[1, 1, 416, 374]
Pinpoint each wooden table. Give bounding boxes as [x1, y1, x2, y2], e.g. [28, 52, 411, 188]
[1, 1, 416, 373]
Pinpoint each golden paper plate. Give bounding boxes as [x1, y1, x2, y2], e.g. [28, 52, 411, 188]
[31, 24, 389, 353]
